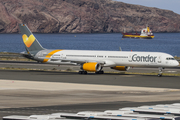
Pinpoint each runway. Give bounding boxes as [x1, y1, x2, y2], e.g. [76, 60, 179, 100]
[0, 70, 180, 88]
[0, 61, 180, 120]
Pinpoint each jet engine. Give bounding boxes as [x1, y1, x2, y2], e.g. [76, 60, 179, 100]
[82, 62, 101, 72]
[111, 66, 130, 71]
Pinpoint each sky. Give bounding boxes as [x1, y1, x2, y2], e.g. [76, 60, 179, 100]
[116, 0, 180, 15]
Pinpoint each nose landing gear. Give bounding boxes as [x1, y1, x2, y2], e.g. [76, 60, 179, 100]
[158, 67, 164, 77]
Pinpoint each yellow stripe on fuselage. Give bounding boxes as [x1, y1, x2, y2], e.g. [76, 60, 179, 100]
[43, 50, 62, 63]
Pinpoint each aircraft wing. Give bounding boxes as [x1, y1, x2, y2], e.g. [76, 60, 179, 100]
[62, 59, 105, 64]
[38, 57, 105, 65]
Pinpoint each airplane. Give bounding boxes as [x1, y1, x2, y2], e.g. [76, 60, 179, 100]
[19, 24, 179, 77]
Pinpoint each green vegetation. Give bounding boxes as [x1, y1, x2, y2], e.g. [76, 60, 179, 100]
[0, 52, 18, 54]
[0, 52, 35, 61]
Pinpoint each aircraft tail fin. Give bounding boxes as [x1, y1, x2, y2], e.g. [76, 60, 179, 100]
[19, 24, 44, 53]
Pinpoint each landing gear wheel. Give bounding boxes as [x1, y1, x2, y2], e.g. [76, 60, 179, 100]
[99, 71, 104, 74]
[95, 71, 104, 74]
[158, 74, 162, 77]
[158, 67, 164, 77]
[78, 71, 87, 74]
[83, 71, 87, 74]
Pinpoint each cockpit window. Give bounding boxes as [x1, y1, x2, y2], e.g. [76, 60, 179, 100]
[166, 58, 175, 60]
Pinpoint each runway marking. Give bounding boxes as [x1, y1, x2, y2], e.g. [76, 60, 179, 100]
[0, 109, 119, 115]
[118, 75, 136, 77]
[166, 71, 177, 73]
[0, 79, 179, 92]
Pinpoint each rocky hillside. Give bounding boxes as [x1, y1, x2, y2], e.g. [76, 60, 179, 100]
[0, 0, 180, 33]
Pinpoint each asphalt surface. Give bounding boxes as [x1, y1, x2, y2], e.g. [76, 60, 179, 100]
[0, 61, 180, 120]
[0, 70, 180, 88]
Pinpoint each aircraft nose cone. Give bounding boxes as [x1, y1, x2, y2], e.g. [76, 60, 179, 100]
[175, 61, 179, 66]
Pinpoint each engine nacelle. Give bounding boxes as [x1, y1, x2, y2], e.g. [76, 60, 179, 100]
[111, 66, 130, 71]
[82, 62, 101, 72]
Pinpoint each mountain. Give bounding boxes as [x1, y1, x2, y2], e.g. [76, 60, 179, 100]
[0, 0, 180, 33]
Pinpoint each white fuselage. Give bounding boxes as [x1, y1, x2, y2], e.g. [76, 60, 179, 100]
[35, 50, 179, 68]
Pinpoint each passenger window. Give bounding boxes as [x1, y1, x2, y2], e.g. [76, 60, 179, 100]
[166, 58, 175, 60]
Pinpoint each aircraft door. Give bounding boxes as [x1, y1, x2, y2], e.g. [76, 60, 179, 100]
[158, 56, 161, 63]
[128, 54, 133, 62]
[37, 51, 43, 57]
[61, 53, 66, 59]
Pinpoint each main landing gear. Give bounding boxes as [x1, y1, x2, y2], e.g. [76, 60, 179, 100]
[158, 67, 164, 77]
[78, 70, 104, 74]
[95, 70, 104, 74]
[78, 71, 87, 74]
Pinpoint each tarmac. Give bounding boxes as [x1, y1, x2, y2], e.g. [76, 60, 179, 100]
[0, 61, 180, 120]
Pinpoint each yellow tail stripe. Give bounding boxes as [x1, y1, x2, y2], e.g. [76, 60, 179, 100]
[43, 50, 62, 63]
